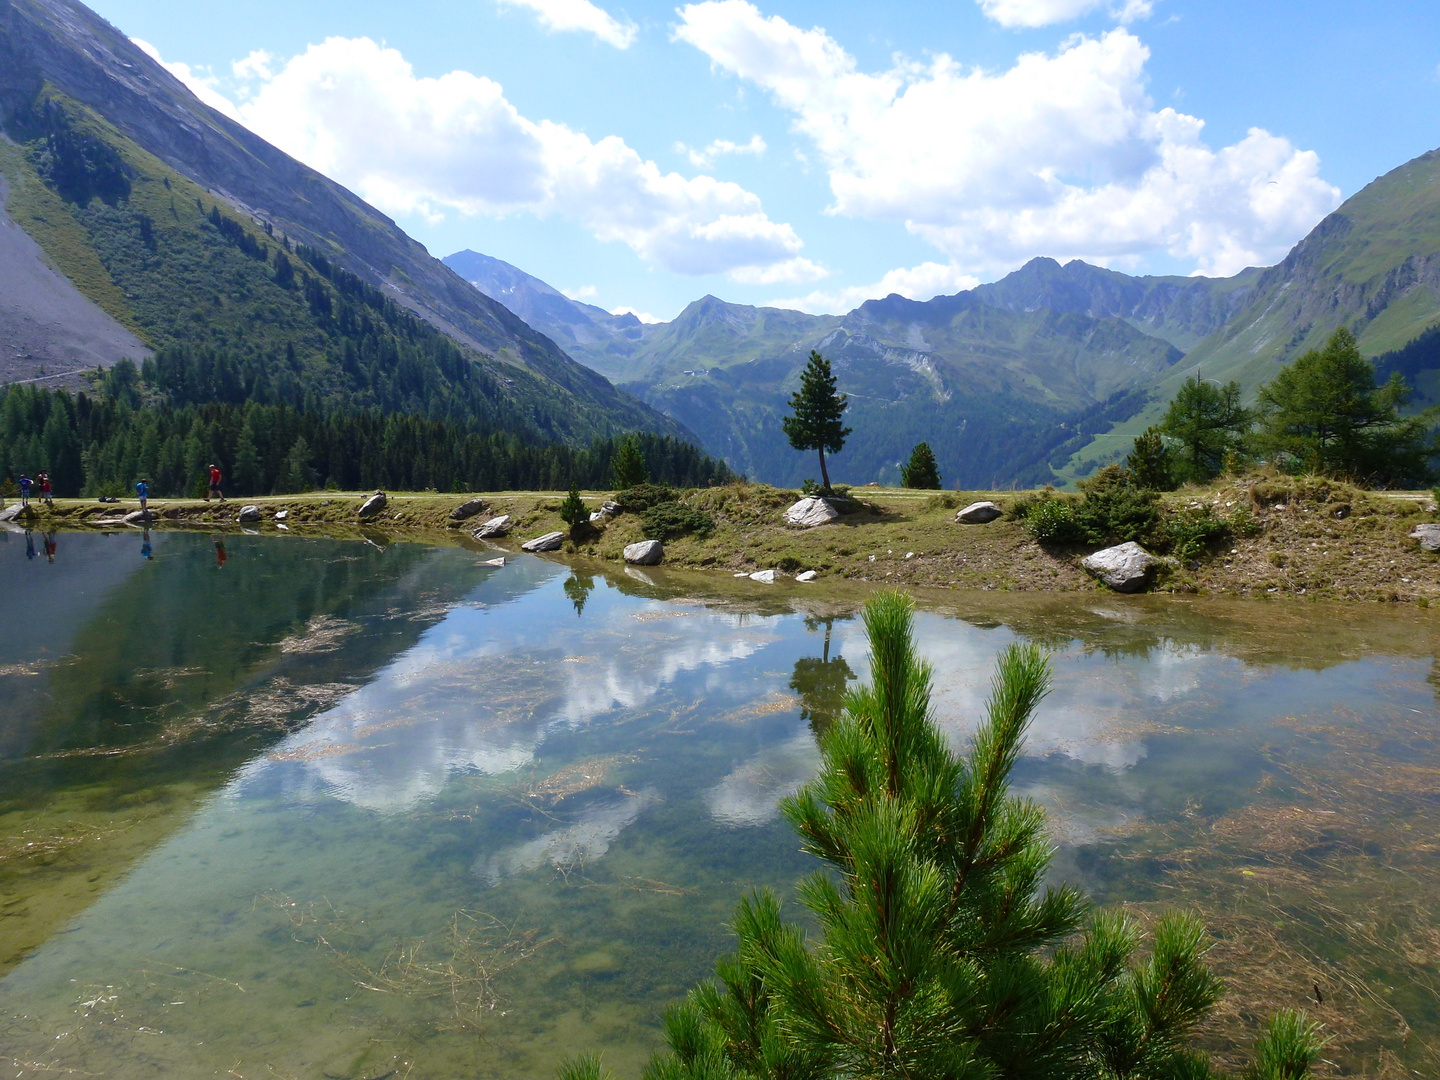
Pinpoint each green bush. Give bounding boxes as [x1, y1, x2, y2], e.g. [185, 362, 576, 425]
[1072, 465, 1161, 545]
[1228, 504, 1264, 538]
[1022, 495, 1086, 545]
[1164, 505, 1230, 560]
[640, 501, 714, 541]
[616, 483, 677, 512]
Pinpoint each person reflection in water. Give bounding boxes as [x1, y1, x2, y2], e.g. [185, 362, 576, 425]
[214, 534, 227, 569]
[43, 531, 57, 563]
[140, 529, 153, 561]
[24, 530, 36, 561]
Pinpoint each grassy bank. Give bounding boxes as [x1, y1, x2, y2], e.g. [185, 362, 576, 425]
[7, 476, 1437, 604]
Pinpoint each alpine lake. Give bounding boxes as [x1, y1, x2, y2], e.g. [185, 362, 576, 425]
[1, 528, 1438, 1079]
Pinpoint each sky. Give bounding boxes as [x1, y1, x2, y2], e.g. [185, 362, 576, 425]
[95, 0, 1440, 322]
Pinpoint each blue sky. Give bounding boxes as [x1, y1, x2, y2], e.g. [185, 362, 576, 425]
[97, 0, 1440, 321]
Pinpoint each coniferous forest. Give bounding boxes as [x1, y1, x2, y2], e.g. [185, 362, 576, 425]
[0, 365, 732, 498]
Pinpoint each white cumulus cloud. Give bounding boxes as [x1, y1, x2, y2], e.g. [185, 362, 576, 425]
[675, 2, 1339, 277]
[498, 0, 638, 48]
[151, 35, 812, 282]
[676, 133, 767, 168]
[976, 0, 1152, 29]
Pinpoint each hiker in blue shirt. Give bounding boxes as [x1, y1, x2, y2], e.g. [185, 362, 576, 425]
[18, 475, 31, 507]
[136, 478, 149, 514]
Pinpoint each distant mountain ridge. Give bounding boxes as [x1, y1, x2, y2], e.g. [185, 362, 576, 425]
[448, 142, 1440, 486]
[0, 0, 686, 445]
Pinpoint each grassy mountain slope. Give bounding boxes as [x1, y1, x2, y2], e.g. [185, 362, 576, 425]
[0, 0, 685, 444]
[616, 292, 1178, 487]
[1058, 146, 1440, 479]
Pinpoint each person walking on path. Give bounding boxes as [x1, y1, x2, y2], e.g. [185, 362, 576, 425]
[207, 464, 224, 502]
[136, 478, 149, 515]
[18, 475, 31, 507]
[38, 471, 53, 507]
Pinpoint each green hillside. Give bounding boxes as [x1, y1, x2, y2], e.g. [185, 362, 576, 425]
[0, 0, 688, 447]
[1059, 148, 1440, 479]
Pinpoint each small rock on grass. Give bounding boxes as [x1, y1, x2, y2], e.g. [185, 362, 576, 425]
[1081, 541, 1159, 593]
[749, 569, 776, 584]
[449, 497, 487, 522]
[624, 539, 663, 565]
[274, 509, 289, 522]
[521, 531, 565, 553]
[1410, 523, 1440, 553]
[794, 570, 818, 582]
[956, 501, 1003, 524]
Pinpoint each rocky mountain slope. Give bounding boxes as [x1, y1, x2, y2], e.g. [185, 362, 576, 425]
[452, 143, 1440, 487]
[0, 0, 685, 444]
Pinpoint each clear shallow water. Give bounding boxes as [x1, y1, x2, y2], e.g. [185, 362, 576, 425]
[1, 530, 1438, 1077]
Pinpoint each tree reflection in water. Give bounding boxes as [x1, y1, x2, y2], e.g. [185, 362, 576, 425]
[789, 615, 856, 738]
[563, 572, 596, 617]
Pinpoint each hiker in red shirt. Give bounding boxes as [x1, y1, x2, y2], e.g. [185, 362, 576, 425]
[38, 471, 53, 506]
[206, 464, 225, 502]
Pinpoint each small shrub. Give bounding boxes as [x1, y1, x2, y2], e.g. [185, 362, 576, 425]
[1074, 465, 1161, 545]
[1022, 496, 1086, 545]
[640, 501, 714, 541]
[1164, 505, 1230, 560]
[616, 483, 676, 513]
[559, 484, 588, 530]
[1228, 504, 1263, 538]
[800, 478, 820, 496]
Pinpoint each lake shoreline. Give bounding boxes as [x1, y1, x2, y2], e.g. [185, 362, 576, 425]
[7, 478, 1438, 605]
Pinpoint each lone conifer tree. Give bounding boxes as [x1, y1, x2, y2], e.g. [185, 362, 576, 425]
[900, 442, 941, 489]
[559, 483, 589, 534]
[783, 351, 850, 493]
[563, 591, 1323, 1080]
[611, 435, 649, 490]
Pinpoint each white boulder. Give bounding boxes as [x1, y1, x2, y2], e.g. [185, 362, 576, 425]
[1081, 542, 1160, 593]
[358, 491, 387, 519]
[237, 505, 262, 523]
[274, 509, 289, 522]
[749, 569, 776, 584]
[521, 531, 566, 553]
[794, 570, 818, 582]
[784, 497, 841, 528]
[624, 540, 664, 566]
[956, 501, 1003, 524]
[123, 509, 155, 524]
[472, 514, 511, 538]
[1411, 523, 1440, 553]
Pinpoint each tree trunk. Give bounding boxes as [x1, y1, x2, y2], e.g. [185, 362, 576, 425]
[818, 448, 831, 492]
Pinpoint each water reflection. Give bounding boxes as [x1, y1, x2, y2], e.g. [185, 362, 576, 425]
[1, 533, 1438, 1078]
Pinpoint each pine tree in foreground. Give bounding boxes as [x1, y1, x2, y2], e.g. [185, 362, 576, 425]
[562, 591, 1323, 1080]
[900, 442, 941, 489]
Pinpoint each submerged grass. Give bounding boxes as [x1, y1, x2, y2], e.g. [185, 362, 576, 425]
[1101, 704, 1440, 1077]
